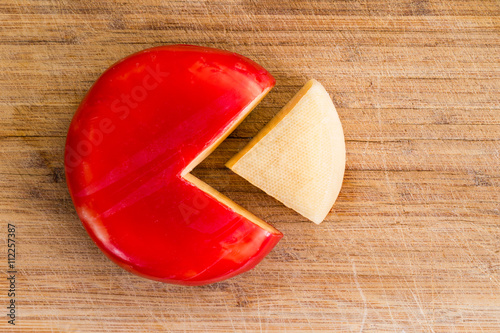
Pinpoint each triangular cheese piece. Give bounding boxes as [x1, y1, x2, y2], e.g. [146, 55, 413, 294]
[226, 79, 345, 224]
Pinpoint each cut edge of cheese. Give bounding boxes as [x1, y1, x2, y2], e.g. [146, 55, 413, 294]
[182, 173, 279, 234]
[226, 79, 346, 224]
[182, 87, 272, 176]
[181, 86, 280, 235]
[226, 80, 315, 168]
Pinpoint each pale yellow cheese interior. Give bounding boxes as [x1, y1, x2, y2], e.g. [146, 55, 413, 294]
[226, 79, 346, 224]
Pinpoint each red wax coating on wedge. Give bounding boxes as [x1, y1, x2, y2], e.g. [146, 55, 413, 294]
[65, 45, 282, 285]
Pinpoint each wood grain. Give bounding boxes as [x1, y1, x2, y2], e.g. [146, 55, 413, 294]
[1, 0, 499, 331]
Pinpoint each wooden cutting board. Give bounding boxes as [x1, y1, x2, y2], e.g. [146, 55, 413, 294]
[1, 1, 499, 331]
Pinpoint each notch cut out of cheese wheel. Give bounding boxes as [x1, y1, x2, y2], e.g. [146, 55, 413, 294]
[65, 45, 282, 286]
[227, 79, 346, 224]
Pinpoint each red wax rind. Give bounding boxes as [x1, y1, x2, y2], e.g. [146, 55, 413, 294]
[65, 45, 282, 285]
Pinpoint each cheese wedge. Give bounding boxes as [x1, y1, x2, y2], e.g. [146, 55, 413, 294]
[226, 79, 345, 224]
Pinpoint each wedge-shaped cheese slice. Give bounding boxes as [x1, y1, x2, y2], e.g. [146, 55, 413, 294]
[226, 79, 345, 224]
